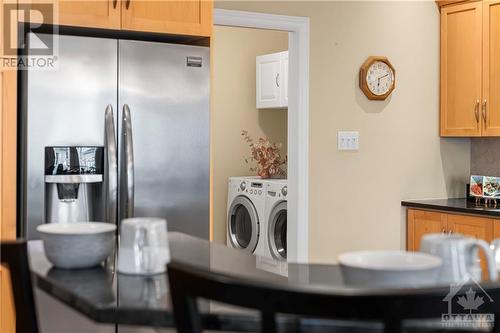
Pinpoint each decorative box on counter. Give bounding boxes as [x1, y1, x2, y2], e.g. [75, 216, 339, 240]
[470, 175, 500, 206]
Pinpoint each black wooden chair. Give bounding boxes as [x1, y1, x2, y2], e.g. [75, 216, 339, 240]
[1, 240, 39, 333]
[168, 261, 495, 333]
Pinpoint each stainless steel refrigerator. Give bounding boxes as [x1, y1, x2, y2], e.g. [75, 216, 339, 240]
[21, 33, 210, 240]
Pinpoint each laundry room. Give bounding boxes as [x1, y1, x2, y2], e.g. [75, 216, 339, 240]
[211, 25, 289, 266]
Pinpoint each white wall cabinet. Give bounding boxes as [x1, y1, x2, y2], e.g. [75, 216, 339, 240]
[256, 51, 288, 109]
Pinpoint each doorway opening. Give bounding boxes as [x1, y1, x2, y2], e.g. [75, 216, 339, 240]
[212, 9, 310, 263]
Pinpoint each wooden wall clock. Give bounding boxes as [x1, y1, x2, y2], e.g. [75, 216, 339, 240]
[359, 56, 395, 100]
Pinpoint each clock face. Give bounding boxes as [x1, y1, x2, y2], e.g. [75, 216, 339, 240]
[366, 61, 394, 96]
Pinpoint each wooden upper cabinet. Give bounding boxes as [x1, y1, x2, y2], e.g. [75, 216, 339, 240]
[482, 1, 500, 135]
[121, 0, 213, 36]
[440, 1, 483, 136]
[18, 0, 213, 36]
[57, 0, 121, 29]
[17, 0, 120, 29]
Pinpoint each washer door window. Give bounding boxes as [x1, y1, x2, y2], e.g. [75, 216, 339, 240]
[268, 201, 287, 260]
[228, 196, 259, 253]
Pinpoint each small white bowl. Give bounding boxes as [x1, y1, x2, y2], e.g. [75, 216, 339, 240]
[37, 222, 116, 269]
[338, 250, 442, 287]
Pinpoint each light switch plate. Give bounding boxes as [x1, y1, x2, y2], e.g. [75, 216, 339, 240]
[337, 131, 359, 151]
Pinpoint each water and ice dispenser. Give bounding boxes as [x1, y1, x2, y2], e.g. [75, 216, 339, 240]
[45, 146, 104, 223]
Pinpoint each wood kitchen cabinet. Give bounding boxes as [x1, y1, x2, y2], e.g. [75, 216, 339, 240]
[122, 0, 212, 37]
[482, 0, 500, 135]
[0, 67, 16, 331]
[407, 209, 496, 279]
[440, 0, 500, 137]
[407, 209, 447, 251]
[440, 1, 483, 136]
[447, 213, 493, 240]
[17, 0, 120, 29]
[56, 0, 121, 29]
[19, 0, 213, 37]
[0, 70, 16, 333]
[407, 209, 494, 250]
[1, 1, 18, 330]
[494, 219, 500, 238]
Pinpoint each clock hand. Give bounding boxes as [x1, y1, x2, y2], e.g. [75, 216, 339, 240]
[377, 73, 390, 87]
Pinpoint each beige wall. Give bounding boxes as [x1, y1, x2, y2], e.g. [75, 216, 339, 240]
[212, 26, 288, 243]
[215, 1, 471, 263]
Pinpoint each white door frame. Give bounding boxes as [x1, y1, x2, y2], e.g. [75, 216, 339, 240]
[214, 9, 310, 263]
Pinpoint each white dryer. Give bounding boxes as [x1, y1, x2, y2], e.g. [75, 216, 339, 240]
[265, 179, 288, 261]
[227, 177, 267, 255]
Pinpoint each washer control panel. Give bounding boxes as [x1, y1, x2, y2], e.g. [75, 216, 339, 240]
[238, 180, 264, 197]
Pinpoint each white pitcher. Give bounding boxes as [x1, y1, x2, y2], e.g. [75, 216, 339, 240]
[420, 233, 498, 284]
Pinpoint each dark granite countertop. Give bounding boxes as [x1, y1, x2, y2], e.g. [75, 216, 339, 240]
[29, 233, 359, 331]
[402, 198, 500, 218]
[28, 232, 500, 332]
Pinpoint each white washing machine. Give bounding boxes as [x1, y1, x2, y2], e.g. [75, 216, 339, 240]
[265, 179, 288, 261]
[227, 177, 267, 255]
[255, 179, 288, 276]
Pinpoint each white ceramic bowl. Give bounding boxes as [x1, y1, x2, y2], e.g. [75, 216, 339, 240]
[37, 222, 116, 269]
[338, 250, 442, 287]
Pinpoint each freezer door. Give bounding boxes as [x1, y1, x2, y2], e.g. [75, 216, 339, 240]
[118, 40, 210, 239]
[24, 34, 118, 239]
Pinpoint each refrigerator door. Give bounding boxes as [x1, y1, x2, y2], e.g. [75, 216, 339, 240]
[24, 34, 118, 239]
[118, 40, 210, 239]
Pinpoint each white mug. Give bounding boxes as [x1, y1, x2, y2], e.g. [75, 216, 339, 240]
[489, 238, 500, 272]
[420, 233, 498, 284]
[117, 218, 170, 275]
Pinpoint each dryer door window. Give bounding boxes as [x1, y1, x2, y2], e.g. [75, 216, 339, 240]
[228, 196, 259, 252]
[268, 201, 287, 260]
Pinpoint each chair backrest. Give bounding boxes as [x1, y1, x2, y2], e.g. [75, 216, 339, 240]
[168, 261, 497, 333]
[1, 240, 39, 333]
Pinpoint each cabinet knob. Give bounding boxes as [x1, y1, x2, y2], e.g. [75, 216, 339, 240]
[126, 0, 131, 10]
[113, 0, 117, 9]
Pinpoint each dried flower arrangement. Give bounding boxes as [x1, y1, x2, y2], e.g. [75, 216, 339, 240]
[241, 130, 287, 179]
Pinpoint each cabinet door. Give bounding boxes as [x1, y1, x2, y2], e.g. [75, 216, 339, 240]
[407, 209, 447, 251]
[0, 267, 15, 333]
[440, 2, 483, 136]
[0, 70, 16, 333]
[121, 0, 212, 37]
[280, 51, 288, 108]
[493, 219, 500, 239]
[256, 53, 281, 109]
[482, 1, 500, 136]
[58, 0, 120, 29]
[18, 0, 121, 29]
[448, 214, 493, 240]
[448, 214, 494, 279]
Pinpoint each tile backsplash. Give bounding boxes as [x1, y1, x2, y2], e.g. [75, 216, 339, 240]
[471, 138, 500, 176]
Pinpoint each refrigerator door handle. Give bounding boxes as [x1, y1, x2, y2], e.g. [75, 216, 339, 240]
[104, 105, 118, 225]
[121, 104, 135, 219]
